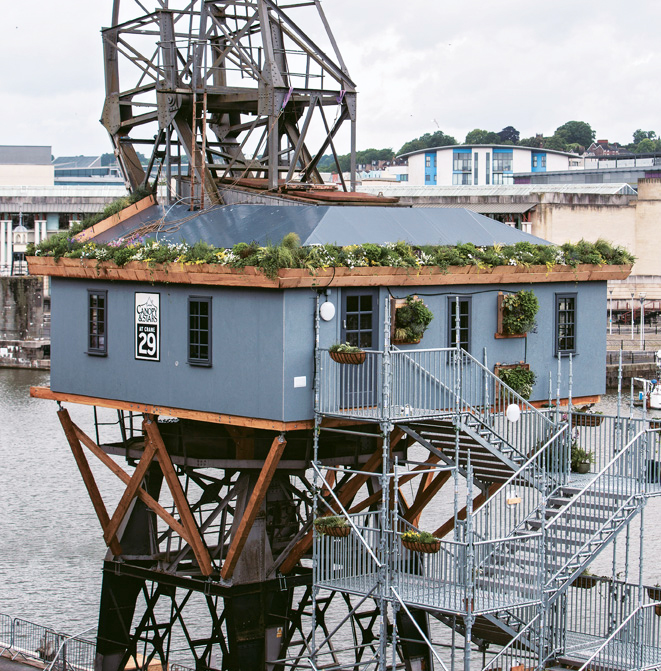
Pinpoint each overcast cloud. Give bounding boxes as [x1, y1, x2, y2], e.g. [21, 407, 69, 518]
[1, 1, 659, 157]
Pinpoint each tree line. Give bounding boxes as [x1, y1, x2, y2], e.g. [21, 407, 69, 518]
[317, 122, 661, 173]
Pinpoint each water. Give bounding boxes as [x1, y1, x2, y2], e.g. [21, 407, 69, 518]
[2, 367, 661, 665]
[0, 368, 123, 634]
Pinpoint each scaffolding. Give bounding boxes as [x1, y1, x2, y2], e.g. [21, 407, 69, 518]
[291, 296, 661, 671]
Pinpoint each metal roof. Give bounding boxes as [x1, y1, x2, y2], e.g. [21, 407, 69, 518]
[423, 202, 535, 214]
[357, 184, 637, 197]
[53, 156, 106, 169]
[0, 185, 129, 213]
[0, 185, 128, 197]
[0, 146, 51, 165]
[90, 203, 550, 247]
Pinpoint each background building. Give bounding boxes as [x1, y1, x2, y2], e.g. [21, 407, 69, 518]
[0, 145, 54, 186]
[401, 145, 578, 186]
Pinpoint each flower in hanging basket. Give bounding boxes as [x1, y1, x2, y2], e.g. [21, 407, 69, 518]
[328, 342, 366, 365]
[393, 296, 433, 344]
[314, 515, 351, 537]
[400, 529, 440, 554]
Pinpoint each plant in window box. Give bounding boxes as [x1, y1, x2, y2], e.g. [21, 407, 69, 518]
[328, 342, 366, 365]
[570, 443, 595, 474]
[400, 529, 440, 554]
[499, 290, 539, 336]
[393, 295, 434, 344]
[314, 515, 350, 537]
[497, 365, 536, 400]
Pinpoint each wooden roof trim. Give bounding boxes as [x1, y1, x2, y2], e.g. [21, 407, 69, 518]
[74, 194, 156, 242]
[27, 256, 632, 288]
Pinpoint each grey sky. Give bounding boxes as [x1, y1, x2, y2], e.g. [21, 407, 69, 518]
[1, 1, 659, 157]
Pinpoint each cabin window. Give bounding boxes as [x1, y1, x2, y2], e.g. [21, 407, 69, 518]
[555, 293, 577, 355]
[448, 296, 471, 352]
[88, 290, 107, 356]
[188, 297, 212, 366]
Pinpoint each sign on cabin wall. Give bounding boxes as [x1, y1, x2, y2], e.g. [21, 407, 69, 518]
[135, 292, 160, 361]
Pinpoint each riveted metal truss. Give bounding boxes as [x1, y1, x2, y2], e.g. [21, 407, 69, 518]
[102, 0, 357, 205]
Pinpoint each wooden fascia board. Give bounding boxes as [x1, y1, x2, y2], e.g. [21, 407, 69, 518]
[30, 386, 314, 431]
[73, 194, 156, 242]
[26, 257, 632, 288]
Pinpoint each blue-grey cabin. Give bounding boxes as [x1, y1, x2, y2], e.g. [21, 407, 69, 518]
[31, 204, 628, 427]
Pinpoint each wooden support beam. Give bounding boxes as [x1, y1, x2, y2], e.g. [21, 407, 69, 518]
[347, 457, 441, 515]
[58, 409, 122, 556]
[226, 426, 255, 460]
[103, 437, 157, 545]
[434, 482, 503, 539]
[72, 422, 192, 546]
[404, 471, 452, 525]
[220, 433, 287, 580]
[279, 428, 404, 574]
[144, 416, 214, 577]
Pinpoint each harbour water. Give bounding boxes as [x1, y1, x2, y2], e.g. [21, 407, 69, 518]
[2, 367, 661, 661]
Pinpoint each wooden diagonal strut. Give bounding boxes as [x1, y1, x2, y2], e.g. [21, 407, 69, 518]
[58, 408, 122, 556]
[221, 434, 288, 580]
[103, 436, 157, 545]
[143, 416, 214, 576]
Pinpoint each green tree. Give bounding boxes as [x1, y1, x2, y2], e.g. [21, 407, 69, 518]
[518, 135, 544, 148]
[635, 138, 656, 153]
[554, 121, 595, 148]
[499, 126, 520, 143]
[398, 130, 457, 155]
[465, 129, 490, 144]
[633, 129, 657, 145]
[543, 134, 568, 151]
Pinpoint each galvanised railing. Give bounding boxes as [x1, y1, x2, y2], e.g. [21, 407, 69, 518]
[317, 347, 559, 442]
[0, 613, 13, 654]
[316, 350, 384, 419]
[471, 425, 569, 542]
[577, 603, 661, 671]
[481, 612, 543, 671]
[314, 512, 382, 596]
[315, 512, 544, 614]
[563, 579, 655, 653]
[6, 617, 96, 671]
[545, 429, 647, 593]
[567, 411, 646, 475]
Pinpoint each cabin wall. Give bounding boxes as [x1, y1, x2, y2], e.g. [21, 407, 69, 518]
[314, 282, 606, 404]
[50, 279, 287, 420]
[49, 277, 606, 424]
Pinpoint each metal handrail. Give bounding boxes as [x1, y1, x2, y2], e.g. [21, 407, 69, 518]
[481, 612, 542, 671]
[545, 428, 647, 590]
[471, 424, 568, 542]
[312, 462, 383, 567]
[576, 602, 660, 671]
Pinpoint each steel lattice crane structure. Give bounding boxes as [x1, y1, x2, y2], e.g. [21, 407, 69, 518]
[101, 0, 357, 206]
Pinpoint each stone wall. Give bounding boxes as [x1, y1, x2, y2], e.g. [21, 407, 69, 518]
[0, 276, 50, 368]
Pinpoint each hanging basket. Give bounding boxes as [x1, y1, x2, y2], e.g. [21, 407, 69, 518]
[329, 350, 366, 365]
[401, 539, 440, 554]
[315, 524, 351, 537]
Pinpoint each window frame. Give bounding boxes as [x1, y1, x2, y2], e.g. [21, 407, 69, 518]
[87, 289, 108, 356]
[555, 292, 577, 355]
[188, 296, 212, 366]
[447, 296, 472, 353]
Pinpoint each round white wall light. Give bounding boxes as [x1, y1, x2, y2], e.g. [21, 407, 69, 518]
[320, 301, 336, 321]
